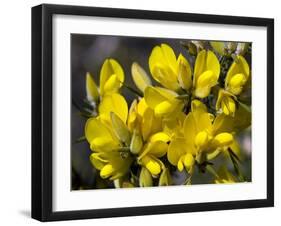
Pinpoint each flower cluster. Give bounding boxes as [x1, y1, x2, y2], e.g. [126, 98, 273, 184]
[82, 41, 251, 188]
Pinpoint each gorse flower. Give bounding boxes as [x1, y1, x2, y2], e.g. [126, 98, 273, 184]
[149, 43, 192, 92]
[85, 93, 132, 180]
[225, 55, 250, 95]
[216, 55, 250, 116]
[148, 43, 220, 99]
[81, 40, 251, 189]
[144, 86, 184, 119]
[216, 89, 237, 116]
[143, 44, 220, 118]
[168, 100, 236, 173]
[86, 58, 124, 105]
[193, 50, 220, 98]
[85, 93, 170, 184]
[127, 98, 170, 179]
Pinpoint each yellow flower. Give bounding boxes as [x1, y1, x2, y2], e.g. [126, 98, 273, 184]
[225, 55, 250, 95]
[144, 86, 184, 119]
[98, 93, 128, 126]
[128, 98, 171, 177]
[193, 50, 220, 98]
[85, 94, 170, 181]
[86, 58, 124, 104]
[137, 131, 170, 176]
[85, 93, 132, 180]
[146, 44, 220, 120]
[85, 117, 133, 180]
[128, 98, 162, 141]
[216, 89, 237, 116]
[149, 43, 192, 92]
[216, 55, 250, 116]
[168, 100, 235, 172]
[90, 151, 133, 180]
[100, 58, 125, 96]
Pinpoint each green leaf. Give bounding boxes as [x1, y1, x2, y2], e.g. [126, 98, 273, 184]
[229, 150, 245, 182]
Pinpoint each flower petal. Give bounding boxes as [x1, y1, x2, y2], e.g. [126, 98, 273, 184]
[100, 164, 115, 179]
[100, 58, 124, 96]
[85, 118, 113, 144]
[161, 43, 178, 74]
[139, 167, 153, 187]
[144, 86, 167, 109]
[195, 70, 217, 98]
[228, 73, 247, 95]
[131, 62, 152, 93]
[211, 132, 233, 148]
[86, 72, 99, 102]
[154, 100, 176, 117]
[167, 138, 188, 166]
[99, 93, 128, 124]
[149, 132, 170, 143]
[141, 155, 162, 175]
[103, 73, 121, 95]
[225, 55, 250, 93]
[177, 54, 192, 91]
[130, 129, 143, 155]
[149, 44, 179, 90]
[110, 112, 131, 146]
[90, 153, 108, 170]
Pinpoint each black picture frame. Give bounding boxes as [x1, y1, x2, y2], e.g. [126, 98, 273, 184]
[32, 3, 274, 222]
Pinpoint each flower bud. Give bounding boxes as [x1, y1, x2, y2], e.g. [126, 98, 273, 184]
[159, 168, 172, 186]
[139, 167, 153, 187]
[110, 112, 131, 146]
[130, 130, 143, 155]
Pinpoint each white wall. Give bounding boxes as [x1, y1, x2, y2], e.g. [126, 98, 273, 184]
[0, 0, 279, 225]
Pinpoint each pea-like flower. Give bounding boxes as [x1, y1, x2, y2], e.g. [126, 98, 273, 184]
[81, 40, 251, 188]
[85, 93, 171, 183]
[168, 100, 235, 173]
[85, 118, 133, 180]
[216, 89, 237, 116]
[149, 43, 192, 92]
[128, 98, 171, 180]
[225, 55, 250, 95]
[145, 44, 220, 118]
[85, 93, 132, 180]
[144, 86, 184, 118]
[216, 55, 250, 116]
[193, 50, 220, 98]
[86, 58, 124, 105]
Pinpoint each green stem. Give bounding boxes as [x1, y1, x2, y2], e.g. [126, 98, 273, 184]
[121, 82, 143, 97]
[206, 165, 219, 178]
[74, 136, 86, 144]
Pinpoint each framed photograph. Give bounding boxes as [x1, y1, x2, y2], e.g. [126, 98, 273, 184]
[32, 4, 274, 221]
